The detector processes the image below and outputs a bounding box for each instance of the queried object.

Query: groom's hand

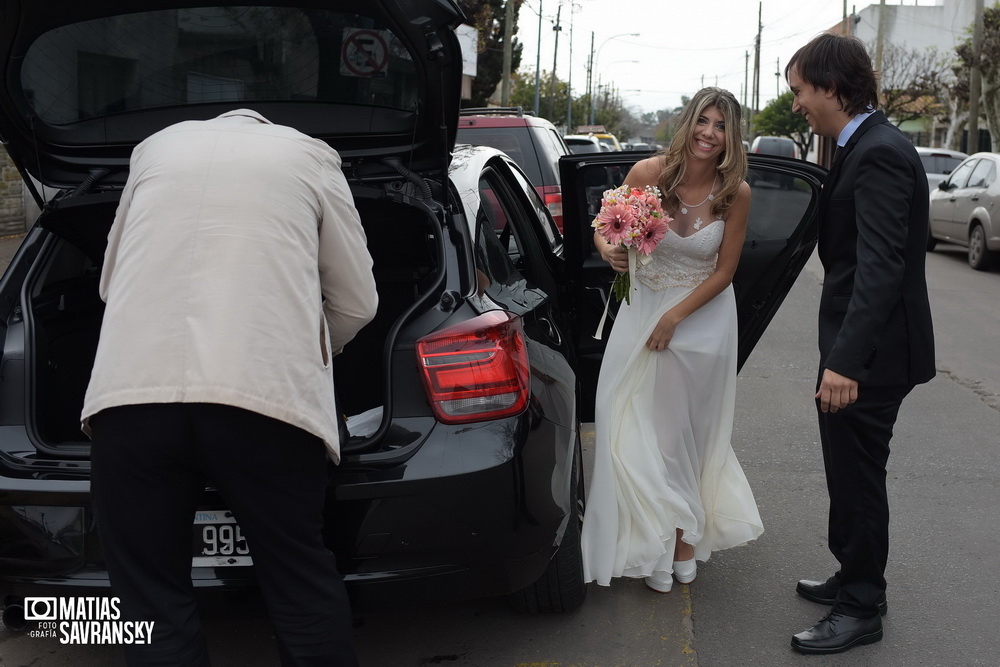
[816,369,859,413]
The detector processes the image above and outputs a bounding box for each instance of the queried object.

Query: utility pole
[566,4,575,131]
[586,31,594,126]
[874,0,886,96]
[775,57,780,99]
[744,51,749,109]
[749,2,761,133]
[548,4,562,119]
[968,0,984,152]
[501,0,515,106]
[533,1,543,114]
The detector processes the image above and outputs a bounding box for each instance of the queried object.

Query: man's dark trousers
[90,402,358,667]
[817,382,913,618]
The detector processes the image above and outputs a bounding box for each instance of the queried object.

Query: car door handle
[971,195,980,201]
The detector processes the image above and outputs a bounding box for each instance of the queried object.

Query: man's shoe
[791,610,883,654]
[796,577,888,616]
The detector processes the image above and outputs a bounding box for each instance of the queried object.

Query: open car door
[559,152,826,420]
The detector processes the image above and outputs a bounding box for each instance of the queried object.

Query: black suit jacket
[817,111,935,387]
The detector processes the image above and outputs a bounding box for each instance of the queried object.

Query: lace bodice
[636,199,724,290]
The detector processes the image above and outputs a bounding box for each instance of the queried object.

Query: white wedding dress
[581,198,764,586]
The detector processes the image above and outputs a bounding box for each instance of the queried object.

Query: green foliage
[752,91,813,158]
[458,0,524,107]
[956,4,1000,149]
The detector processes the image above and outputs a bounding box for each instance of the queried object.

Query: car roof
[914,146,968,159]
[458,107,556,129]
[0,0,466,188]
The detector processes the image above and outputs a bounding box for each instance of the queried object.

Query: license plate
[192,511,253,567]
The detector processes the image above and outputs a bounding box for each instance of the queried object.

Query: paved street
[1,233,997,666]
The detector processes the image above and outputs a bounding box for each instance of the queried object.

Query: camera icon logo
[23,597,58,621]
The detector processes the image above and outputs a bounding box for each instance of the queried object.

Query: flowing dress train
[581,212,764,586]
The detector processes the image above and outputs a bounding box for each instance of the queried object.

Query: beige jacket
[81,109,378,463]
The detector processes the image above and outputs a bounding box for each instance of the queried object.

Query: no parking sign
[341,28,389,78]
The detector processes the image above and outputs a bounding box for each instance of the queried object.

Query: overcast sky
[514,0,940,115]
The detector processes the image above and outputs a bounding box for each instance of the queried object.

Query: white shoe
[673,558,697,584]
[644,572,673,593]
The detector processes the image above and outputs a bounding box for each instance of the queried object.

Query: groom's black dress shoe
[791,610,883,654]
[796,577,888,616]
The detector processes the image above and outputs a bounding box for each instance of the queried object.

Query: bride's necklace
[678,176,718,229]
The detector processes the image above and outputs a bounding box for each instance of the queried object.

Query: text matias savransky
[27,597,155,645]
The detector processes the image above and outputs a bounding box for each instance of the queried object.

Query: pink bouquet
[592,184,670,306]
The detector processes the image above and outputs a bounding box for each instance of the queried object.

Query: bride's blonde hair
[656,87,747,219]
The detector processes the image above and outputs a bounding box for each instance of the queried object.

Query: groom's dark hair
[785,33,878,116]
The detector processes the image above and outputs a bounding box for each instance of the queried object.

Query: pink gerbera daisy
[594,203,636,246]
[635,216,669,255]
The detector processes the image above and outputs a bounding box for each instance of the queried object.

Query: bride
[582,87,763,592]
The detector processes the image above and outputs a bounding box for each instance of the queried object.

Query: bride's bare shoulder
[624,156,665,188]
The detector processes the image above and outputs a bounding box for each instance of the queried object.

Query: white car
[928,152,1000,270]
[562,134,603,155]
[915,146,968,192]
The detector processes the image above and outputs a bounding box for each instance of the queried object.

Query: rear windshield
[567,142,600,154]
[919,154,965,176]
[21,6,419,124]
[456,126,543,184]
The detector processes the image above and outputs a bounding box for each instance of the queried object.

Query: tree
[955,5,1000,150]
[876,42,949,128]
[941,46,971,151]
[457,0,523,107]
[751,91,813,158]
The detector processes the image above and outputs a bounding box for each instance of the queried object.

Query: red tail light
[537,185,564,233]
[416,311,530,424]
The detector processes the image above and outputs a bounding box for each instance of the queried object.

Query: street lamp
[589,32,640,125]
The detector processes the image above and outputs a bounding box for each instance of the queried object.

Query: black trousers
[90,403,358,667]
[816,382,912,618]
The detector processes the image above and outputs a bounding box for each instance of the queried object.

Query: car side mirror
[938,180,950,191]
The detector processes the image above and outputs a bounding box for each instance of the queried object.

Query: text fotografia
[23,597,155,645]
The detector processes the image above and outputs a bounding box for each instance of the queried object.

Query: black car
[0,0,824,629]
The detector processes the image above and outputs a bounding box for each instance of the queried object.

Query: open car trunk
[19,187,442,459]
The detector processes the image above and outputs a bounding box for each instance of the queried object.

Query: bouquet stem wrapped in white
[592,184,672,338]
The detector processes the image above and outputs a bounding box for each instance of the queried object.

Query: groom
[784,33,936,654]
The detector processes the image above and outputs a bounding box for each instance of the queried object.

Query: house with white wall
[851,0,980,148]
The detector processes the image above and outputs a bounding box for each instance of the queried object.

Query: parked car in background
[563,133,603,154]
[627,142,651,152]
[592,132,623,152]
[915,146,968,191]
[576,126,623,152]
[749,136,799,189]
[457,107,569,230]
[750,135,798,159]
[928,151,1000,270]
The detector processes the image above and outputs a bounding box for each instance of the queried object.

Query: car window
[476,172,530,308]
[457,127,542,184]
[919,154,965,175]
[746,175,813,240]
[530,126,566,183]
[967,159,996,189]
[20,7,420,124]
[506,164,561,252]
[947,159,977,188]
